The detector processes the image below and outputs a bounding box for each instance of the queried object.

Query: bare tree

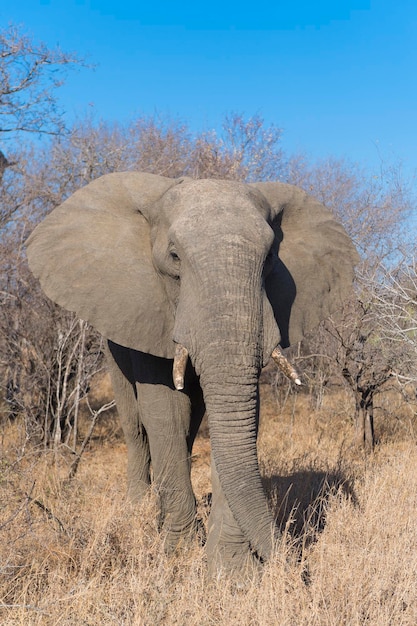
[189,113,286,182]
[325,303,392,452]
[0,25,85,233]
[0,24,84,140]
[372,251,417,383]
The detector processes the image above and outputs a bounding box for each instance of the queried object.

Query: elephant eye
[170,250,180,262]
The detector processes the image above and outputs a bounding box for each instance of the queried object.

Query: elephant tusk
[271,346,302,385]
[173,343,189,390]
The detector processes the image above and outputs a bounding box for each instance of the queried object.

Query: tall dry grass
[1,382,416,625]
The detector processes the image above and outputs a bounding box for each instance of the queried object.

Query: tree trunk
[355,395,375,452]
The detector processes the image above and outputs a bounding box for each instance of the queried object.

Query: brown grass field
[1,377,417,625]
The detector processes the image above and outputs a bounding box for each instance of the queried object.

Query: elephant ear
[26,171,180,358]
[251,182,359,348]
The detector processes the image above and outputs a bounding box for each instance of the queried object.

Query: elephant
[26,172,358,575]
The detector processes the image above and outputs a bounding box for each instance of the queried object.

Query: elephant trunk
[186,288,279,559]
[176,264,278,559]
[199,342,279,560]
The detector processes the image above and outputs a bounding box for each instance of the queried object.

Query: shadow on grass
[263,468,357,547]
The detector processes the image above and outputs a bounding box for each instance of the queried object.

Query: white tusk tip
[294,378,302,386]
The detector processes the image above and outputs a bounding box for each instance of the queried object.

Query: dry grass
[1,382,417,625]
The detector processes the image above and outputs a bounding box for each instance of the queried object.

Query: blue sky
[2,1,417,176]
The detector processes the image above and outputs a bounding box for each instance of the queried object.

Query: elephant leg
[206,458,261,577]
[138,385,198,550]
[133,353,200,551]
[105,342,151,503]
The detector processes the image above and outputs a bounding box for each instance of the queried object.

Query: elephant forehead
[165,180,273,246]
[162,179,272,220]
[171,210,274,256]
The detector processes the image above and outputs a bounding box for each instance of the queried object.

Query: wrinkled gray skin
[26,172,358,575]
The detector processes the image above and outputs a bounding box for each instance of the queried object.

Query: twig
[0,482,35,531]
[26,494,68,535]
[0,604,48,614]
[67,399,116,480]
[0,500,27,531]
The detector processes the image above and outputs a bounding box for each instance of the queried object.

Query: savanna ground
[1,375,416,625]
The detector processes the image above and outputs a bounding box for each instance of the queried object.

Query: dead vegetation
[1,382,416,625]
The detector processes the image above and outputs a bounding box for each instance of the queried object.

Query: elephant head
[26,172,358,561]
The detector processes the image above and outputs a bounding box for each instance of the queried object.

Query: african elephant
[26,172,358,574]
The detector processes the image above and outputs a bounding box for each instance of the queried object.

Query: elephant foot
[207,543,263,583]
[162,516,206,554]
[126,480,151,504]
[206,513,262,580]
